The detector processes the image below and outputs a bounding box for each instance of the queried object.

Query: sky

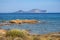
[0,0,60,13]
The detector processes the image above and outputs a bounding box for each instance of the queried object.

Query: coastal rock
[0,23,11,26]
[0,29,7,36]
[9,20,23,24]
[22,20,38,24]
[9,19,39,24]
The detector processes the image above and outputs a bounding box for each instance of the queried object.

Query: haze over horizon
[0,0,60,13]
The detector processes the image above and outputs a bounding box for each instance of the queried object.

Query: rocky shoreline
[0,19,40,26]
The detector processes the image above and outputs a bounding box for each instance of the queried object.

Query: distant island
[15,9,47,13]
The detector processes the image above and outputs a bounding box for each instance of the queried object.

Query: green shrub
[6,29,34,40]
[6,29,25,38]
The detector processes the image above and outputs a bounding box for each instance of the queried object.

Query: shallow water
[0,13,60,34]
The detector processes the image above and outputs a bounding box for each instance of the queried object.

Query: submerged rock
[0,23,11,26]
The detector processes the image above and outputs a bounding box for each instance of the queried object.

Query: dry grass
[0,29,60,40]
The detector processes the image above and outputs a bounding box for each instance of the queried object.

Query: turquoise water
[0,13,60,34]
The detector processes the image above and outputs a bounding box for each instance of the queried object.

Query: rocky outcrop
[9,19,39,24]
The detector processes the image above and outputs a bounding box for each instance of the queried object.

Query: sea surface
[0,13,60,34]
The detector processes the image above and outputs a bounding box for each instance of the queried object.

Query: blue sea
[0,13,60,34]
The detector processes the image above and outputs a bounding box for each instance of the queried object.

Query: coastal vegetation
[0,29,60,40]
